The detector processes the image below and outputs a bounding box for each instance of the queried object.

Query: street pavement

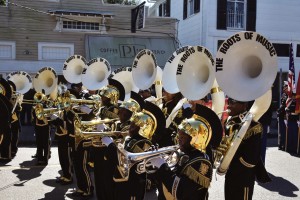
[0,125,299,200]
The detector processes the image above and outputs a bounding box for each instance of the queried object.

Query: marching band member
[67,83,95,199]
[8,80,21,158]
[32,101,50,166]
[157,89,193,147]
[92,78,125,200]
[218,98,271,200]
[0,93,12,162]
[101,101,165,200]
[0,78,13,162]
[51,85,73,185]
[148,104,223,200]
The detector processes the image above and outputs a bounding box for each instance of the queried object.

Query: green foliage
[0,0,6,6]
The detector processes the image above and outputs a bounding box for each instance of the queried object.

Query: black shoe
[60,177,73,185]
[80,192,94,200]
[71,189,84,197]
[0,158,11,163]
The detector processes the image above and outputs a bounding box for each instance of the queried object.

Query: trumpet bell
[63,55,87,84]
[162,46,190,94]
[82,57,111,90]
[7,71,32,94]
[215,31,277,101]
[33,67,58,95]
[176,46,215,100]
[109,66,139,101]
[132,49,157,90]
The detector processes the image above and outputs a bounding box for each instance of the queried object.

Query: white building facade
[149,0,300,100]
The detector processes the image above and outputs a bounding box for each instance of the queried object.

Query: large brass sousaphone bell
[81,57,111,90]
[33,67,58,95]
[7,71,32,95]
[176,46,215,100]
[132,49,157,90]
[109,66,139,101]
[215,31,277,101]
[63,55,87,84]
[162,46,190,94]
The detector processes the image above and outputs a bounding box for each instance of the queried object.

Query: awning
[48,10,114,18]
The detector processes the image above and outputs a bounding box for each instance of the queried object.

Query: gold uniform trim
[243,124,263,140]
[239,157,255,168]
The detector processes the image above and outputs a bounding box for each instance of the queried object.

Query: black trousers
[93,147,115,200]
[11,121,20,155]
[0,129,11,159]
[57,136,72,179]
[72,141,93,194]
[35,125,50,163]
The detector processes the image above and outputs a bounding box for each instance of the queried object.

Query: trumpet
[64,93,102,109]
[116,144,179,181]
[35,103,62,120]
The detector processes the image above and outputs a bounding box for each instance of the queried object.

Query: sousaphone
[33,67,58,95]
[214,31,277,175]
[63,55,87,84]
[81,57,111,90]
[109,66,139,101]
[176,46,215,100]
[7,71,32,94]
[132,49,157,90]
[162,46,190,94]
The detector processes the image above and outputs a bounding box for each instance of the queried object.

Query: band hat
[0,78,12,100]
[178,104,223,151]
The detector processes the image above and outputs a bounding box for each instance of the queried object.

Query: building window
[0,41,16,59]
[159,0,170,17]
[38,42,74,60]
[62,21,101,31]
[296,44,300,57]
[183,0,200,19]
[273,43,290,57]
[217,0,256,31]
[217,40,225,50]
[0,0,7,6]
[227,0,246,29]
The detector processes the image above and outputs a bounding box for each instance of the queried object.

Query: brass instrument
[64,91,101,109]
[116,144,179,181]
[214,31,277,175]
[74,115,120,149]
[35,103,62,120]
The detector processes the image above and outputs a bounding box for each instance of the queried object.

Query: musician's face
[118,108,132,123]
[178,131,192,153]
[227,99,247,116]
[129,122,140,137]
[162,90,176,102]
[101,95,110,106]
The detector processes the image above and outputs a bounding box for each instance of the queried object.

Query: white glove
[284,120,287,126]
[81,89,89,94]
[101,136,113,147]
[147,157,166,169]
[96,124,107,131]
[50,114,59,120]
[183,102,192,109]
[297,121,300,127]
[80,105,92,114]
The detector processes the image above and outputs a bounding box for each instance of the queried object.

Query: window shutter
[166,0,170,17]
[194,0,200,14]
[246,0,256,31]
[183,0,187,19]
[159,4,162,16]
[217,0,227,30]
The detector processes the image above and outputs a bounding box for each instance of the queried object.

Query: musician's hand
[147,157,165,169]
[50,114,59,120]
[284,120,287,126]
[297,120,300,127]
[101,136,113,146]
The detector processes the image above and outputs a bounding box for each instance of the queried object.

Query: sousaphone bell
[33,67,58,95]
[63,55,87,84]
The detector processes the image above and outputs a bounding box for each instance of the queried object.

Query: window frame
[38,42,74,61]
[0,41,16,60]
[226,0,247,30]
[183,0,200,20]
